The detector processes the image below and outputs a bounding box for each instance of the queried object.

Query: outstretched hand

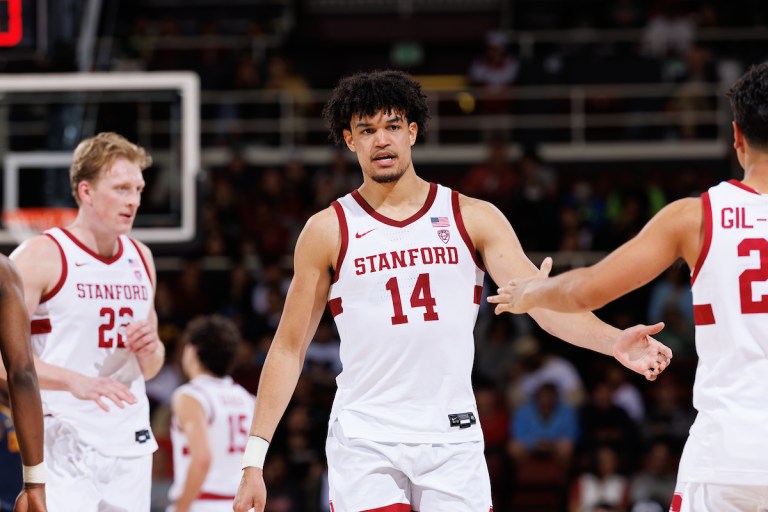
[613,322,672,381]
[487,257,553,314]
[233,467,267,512]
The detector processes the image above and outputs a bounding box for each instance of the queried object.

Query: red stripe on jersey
[128,238,154,287]
[352,183,437,228]
[328,297,343,317]
[474,285,483,305]
[727,179,761,195]
[30,318,52,335]
[362,504,411,512]
[61,227,124,264]
[690,192,712,286]
[331,201,349,284]
[451,190,485,271]
[693,304,715,325]
[40,233,67,304]
[670,492,683,512]
[197,492,236,500]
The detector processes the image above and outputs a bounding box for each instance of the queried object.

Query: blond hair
[70,132,152,205]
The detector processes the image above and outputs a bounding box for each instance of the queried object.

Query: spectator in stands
[641,0,695,60]
[578,380,642,472]
[569,445,631,512]
[629,439,677,509]
[508,335,586,408]
[604,365,645,423]
[508,381,579,470]
[668,43,719,140]
[474,315,520,390]
[468,30,520,119]
[461,137,519,212]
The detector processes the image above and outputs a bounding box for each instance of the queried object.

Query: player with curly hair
[234,69,672,512]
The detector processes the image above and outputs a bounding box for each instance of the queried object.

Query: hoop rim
[2,207,78,242]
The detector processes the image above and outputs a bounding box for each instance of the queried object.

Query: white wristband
[23,462,46,484]
[241,436,269,469]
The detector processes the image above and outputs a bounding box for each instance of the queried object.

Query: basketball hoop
[2,207,78,244]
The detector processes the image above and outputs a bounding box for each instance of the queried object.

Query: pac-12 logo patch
[438,229,450,244]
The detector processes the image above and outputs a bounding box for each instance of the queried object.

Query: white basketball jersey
[682,180,768,485]
[32,228,157,456]
[328,183,485,443]
[169,375,255,501]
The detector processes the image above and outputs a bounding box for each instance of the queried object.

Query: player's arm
[490,197,702,313]
[234,207,338,512]
[170,392,211,512]
[462,195,672,380]
[124,240,164,380]
[9,236,136,412]
[0,257,46,495]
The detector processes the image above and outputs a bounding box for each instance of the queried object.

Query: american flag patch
[431,216,450,227]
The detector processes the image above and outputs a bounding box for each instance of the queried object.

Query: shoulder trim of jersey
[727,179,760,195]
[187,381,215,425]
[127,237,154,288]
[40,233,68,304]
[60,228,124,264]
[331,201,348,284]
[451,190,485,271]
[690,191,712,286]
[351,182,437,228]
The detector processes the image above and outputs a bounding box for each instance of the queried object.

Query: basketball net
[2,207,78,244]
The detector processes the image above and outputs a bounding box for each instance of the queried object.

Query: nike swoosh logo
[355,229,376,238]
[75,262,88,267]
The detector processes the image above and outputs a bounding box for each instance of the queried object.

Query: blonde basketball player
[233,70,672,512]
[168,315,255,512]
[10,132,164,512]
[489,62,768,511]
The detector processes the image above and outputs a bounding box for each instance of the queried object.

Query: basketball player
[233,70,672,512]
[488,62,768,511]
[0,256,46,512]
[168,315,255,512]
[9,132,164,512]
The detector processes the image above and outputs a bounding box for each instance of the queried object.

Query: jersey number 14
[385,273,439,325]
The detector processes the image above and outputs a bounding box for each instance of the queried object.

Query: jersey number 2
[385,273,439,325]
[98,307,134,348]
[739,238,768,314]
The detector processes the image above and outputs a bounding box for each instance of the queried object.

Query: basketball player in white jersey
[9,132,164,512]
[233,70,672,512]
[0,255,47,511]
[168,315,255,512]
[489,62,768,511]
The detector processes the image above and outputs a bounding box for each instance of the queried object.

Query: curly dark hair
[185,315,241,377]
[322,69,430,146]
[727,62,768,150]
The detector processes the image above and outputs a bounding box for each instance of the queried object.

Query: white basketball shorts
[671,482,768,512]
[44,415,152,512]
[325,421,492,512]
